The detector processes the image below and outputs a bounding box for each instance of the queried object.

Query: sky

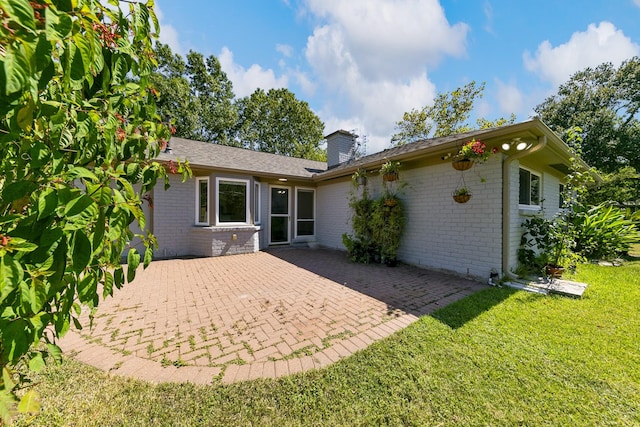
[154,0,640,155]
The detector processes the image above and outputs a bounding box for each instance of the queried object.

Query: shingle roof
[156,137,327,179]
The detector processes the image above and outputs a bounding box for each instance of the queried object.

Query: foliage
[12,261,640,426]
[150,43,238,145]
[518,212,582,275]
[457,138,498,162]
[390,81,516,146]
[343,170,405,265]
[235,88,326,160]
[534,57,640,173]
[350,169,367,187]
[569,204,640,260]
[0,0,189,419]
[453,187,471,196]
[379,160,400,175]
[583,166,640,206]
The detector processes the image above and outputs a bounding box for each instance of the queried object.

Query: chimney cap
[325,129,358,139]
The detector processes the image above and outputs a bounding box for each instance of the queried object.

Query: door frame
[269,185,290,245]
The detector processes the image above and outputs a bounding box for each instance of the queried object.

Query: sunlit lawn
[16,260,640,426]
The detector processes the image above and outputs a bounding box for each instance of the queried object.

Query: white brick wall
[316,180,352,249]
[152,174,195,258]
[399,158,503,279]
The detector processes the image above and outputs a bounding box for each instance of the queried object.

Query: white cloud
[154,3,184,55]
[523,21,640,86]
[218,48,289,98]
[276,44,294,58]
[494,80,524,115]
[302,0,468,152]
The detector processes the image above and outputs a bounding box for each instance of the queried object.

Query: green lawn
[16,262,640,426]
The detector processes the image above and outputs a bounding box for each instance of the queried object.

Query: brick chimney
[326,130,357,168]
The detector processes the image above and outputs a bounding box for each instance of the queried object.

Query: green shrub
[570,204,640,260]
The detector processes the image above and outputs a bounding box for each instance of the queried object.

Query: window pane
[219,181,247,223]
[271,188,288,214]
[297,220,314,236]
[297,189,314,219]
[198,180,208,223]
[271,216,288,242]
[530,173,540,205]
[519,169,530,204]
[559,184,565,208]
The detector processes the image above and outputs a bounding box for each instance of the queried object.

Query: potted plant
[453,139,498,170]
[380,160,400,182]
[452,186,472,203]
[351,169,368,187]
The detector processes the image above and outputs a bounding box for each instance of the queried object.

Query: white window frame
[294,186,316,239]
[215,177,251,226]
[195,177,210,226]
[518,167,542,209]
[254,181,261,225]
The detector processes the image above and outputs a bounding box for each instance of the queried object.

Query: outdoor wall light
[278,178,287,182]
[501,142,511,151]
[516,141,528,151]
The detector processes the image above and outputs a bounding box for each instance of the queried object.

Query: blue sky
[154,0,640,154]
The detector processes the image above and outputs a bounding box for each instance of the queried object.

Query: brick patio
[59,248,486,385]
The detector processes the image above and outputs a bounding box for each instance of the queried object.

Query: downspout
[502,135,547,278]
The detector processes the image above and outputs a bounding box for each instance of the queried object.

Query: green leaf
[127,248,140,282]
[2,180,37,203]
[2,42,30,95]
[45,5,72,41]
[67,166,98,183]
[6,237,37,253]
[27,352,45,372]
[143,246,153,268]
[71,230,92,273]
[17,389,41,415]
[64,194,96,217]
[37,187,58,220]
[103,270,114,298]
[73,32,92,75]
[0,254,23,305]
[17,103,34,131]
[3,319,30,363]
[2,0,35,31]
[0,388,17,426]
[77,272,97,304]
[46,343,63,363]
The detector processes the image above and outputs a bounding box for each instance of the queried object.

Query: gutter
[502,135,547,278]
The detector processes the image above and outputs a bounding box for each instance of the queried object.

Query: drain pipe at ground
[502,135,547,280]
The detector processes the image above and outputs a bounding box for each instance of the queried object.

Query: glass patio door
[270,186,290,244]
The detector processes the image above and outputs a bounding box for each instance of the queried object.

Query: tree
[390,81,516,146]
[0,0,188,418]
[151,44,238,145]
[236,88,326,160]
[534,57,640,173]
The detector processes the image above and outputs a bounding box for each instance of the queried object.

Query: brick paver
[60,248,485,385]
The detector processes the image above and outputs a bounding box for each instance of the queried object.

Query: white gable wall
[399,158,503,279]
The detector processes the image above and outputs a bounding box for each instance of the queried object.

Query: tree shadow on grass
[430,286,519,329]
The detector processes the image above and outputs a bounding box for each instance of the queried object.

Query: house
[142,118,580,280]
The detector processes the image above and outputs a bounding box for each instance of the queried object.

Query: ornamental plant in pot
[453,139,498,170]
[380,160,400,182]
[452,186,472,203]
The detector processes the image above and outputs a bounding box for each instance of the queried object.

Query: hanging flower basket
[452,187,472,204]
[382,172,398,182]
[452,158,474,171]
[453,194,472,203]
[384,197,398,207]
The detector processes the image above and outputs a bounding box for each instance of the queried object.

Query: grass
[14,261,640,426]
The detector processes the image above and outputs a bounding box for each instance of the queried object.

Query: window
[295,188,315,237]
[254,182,261,224]
[216,178,250,225]
[195,177,209,225]
[559,184,565,208]
[519,168,541,206]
